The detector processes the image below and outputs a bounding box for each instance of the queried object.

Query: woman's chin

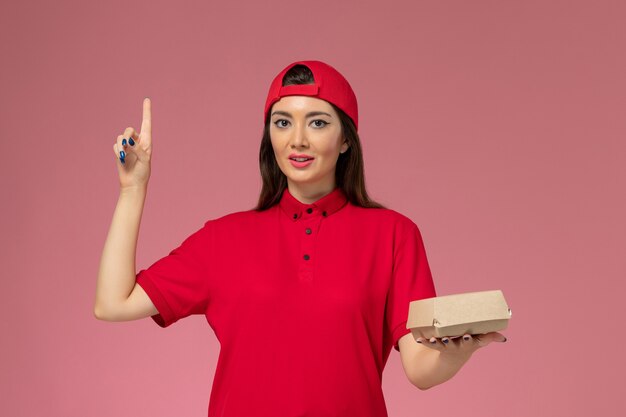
[286,174,320,185]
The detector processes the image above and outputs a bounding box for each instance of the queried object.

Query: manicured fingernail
[442,338,449,344]
[129,138,135,146]
[120,151,125,159]
[122,138,127,146]
[120,157,125,164]
[463,335,470,341]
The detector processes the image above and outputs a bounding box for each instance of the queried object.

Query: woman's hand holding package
[415,331,507,360]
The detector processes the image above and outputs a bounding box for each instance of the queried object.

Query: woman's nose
[290,123,308,146]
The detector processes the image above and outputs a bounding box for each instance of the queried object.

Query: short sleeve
[135,221,213,328]
[386,220,437,352]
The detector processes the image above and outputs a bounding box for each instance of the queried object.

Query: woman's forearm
[412,347,473,390]
[94,186,147,318]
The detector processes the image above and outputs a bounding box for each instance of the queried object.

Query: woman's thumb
[125,139,150,162]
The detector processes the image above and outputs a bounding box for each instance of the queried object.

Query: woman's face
[269,95,348,194]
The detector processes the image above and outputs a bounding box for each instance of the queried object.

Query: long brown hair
[253,64,386,211]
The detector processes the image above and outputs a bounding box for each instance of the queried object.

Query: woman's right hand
[113,98,153,190]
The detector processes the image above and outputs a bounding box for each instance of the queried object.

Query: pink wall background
[1,0,624,416]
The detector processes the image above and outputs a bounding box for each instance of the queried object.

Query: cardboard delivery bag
[407,289,512,339]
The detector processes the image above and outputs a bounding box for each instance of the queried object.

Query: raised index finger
[141,97,151,137]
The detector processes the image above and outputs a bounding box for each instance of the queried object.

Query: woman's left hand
[415,332,507,360]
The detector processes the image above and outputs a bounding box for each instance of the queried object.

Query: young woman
[95,60,506,417]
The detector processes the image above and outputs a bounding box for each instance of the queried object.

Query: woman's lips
[289,158,314,168]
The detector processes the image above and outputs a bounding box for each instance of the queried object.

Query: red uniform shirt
[136,186,437,417]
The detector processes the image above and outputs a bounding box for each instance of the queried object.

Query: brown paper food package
[407,290,512,340]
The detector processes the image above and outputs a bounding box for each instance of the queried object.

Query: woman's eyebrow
[271,110,333,118]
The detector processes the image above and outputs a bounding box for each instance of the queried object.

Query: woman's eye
[273,119,328,128]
